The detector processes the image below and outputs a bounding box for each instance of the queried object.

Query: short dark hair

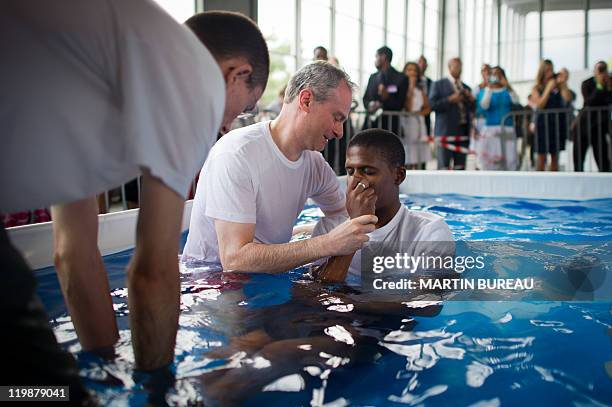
[313,46,328,54]
[377,46,393,63]
[185,11,270,90]
[348,129,405,168]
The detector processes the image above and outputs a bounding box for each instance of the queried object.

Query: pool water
[36,194,612,406]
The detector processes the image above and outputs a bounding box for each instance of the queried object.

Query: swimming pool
[35,193,612,406]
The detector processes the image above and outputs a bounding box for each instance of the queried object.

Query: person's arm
[559,82,573,104]
[363,75,376,110]
[429,80,457,112]
[406,77,416,112]
[479,87,493,110]
[533,80,555,109]
[128,170,185,370]
[52,197,118,357]
[216,214,377,273]
[316,176,377,283]
[420,88,432,116]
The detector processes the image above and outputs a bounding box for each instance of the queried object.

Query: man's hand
[346,176,376,219]
[378,83,389,100]
[367,100,382,113]
[323,214,377,256]
[447,92,463,104]
[595,70,610,88]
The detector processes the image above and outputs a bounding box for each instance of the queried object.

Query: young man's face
[345,145,404,211]
[301,82,352,152]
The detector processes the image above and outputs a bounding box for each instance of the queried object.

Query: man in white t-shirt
[312,128,454,285]
[0,3,269,386]
[183,61,378,272]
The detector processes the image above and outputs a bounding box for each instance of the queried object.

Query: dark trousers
[573,130,611,172]
[436,124,470,170]
[0,225,89,403]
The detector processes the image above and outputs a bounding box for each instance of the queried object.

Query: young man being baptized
[312,128,453,286]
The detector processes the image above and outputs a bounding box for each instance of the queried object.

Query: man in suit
[418,55,433,135]
[429,57,475,170]
[362,46,408,137]
[574,60,611,172]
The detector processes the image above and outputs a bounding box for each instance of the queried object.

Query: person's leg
[573,132,586,172]
[592,130,611,172]
[549,153,559,171]
[437,145,452,170]
[51,198,118,354]
[0,225,90,402]
[452,137,469,170]
[536,153,547,171]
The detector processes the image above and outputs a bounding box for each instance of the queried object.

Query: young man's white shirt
[0,0,224,213]
[312,206,454,285]
[182,120,345,265]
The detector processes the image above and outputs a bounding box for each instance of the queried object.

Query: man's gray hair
[284,61,355,103]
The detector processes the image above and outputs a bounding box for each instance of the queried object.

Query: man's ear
[219,58,253,86]
[297,88,314,113]
[395,165,406,185]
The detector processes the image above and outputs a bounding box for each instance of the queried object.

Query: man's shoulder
[211,121,270,156]
[581,77,595,87]
[402,209,450,235]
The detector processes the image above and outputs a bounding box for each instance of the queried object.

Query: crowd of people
[314,45,611,173]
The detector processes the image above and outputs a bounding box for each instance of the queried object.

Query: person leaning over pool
[311,129,454,285]
[0,3,269,390]
[183,61,378,272]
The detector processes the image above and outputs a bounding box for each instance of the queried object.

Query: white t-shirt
[182,120,346,264]
[0,0,225,213]
[312,206,454,284]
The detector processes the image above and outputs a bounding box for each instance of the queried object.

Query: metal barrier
[500,105,611,172]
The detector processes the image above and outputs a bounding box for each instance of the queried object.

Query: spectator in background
[574,61,612,172]
[362,46,408,137]
[313,45,328,61]
[429,57,475,170]
[417,55,433,135]
[265,84,286,117]
[472,64,492,163]
[558,68,577,108]
[401,62,431,169]
[530,59,573,171]
[475,66,519,170]
[474,64,492,98]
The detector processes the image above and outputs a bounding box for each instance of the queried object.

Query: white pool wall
[8,171,612,270]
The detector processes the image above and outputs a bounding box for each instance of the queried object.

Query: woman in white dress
[401,62,432,169]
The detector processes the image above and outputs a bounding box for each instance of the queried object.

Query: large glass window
[387,0,406,69]
[588,8,612,67]
[407,0,423,60]
[542,1,585,72]
[334,12,360,75]
[522,11,540,81]
[258,0,297,106]
[300,0,331,63]
[152,0,194,22]
[424,0,439,77]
